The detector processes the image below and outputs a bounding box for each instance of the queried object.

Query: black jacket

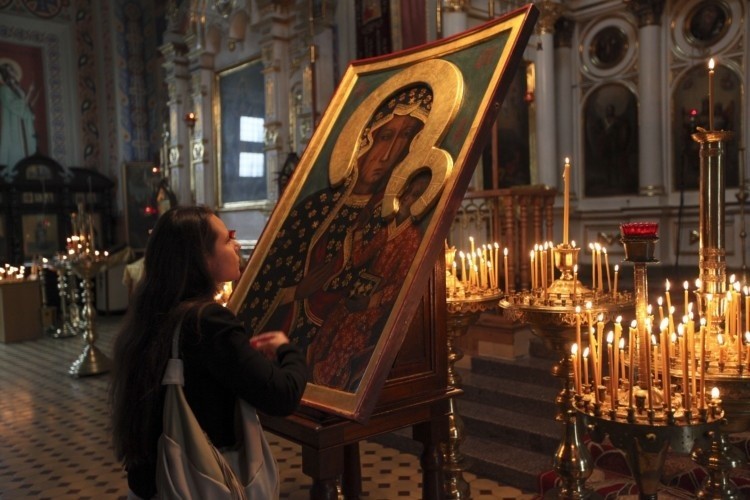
[127,302,307,498]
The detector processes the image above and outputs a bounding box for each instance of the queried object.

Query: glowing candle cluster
[445,237,505,299]
[570,277,732,424]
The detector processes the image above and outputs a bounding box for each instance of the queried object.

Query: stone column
[258,9,292,205]
[160,40,192,205]
[441,0,468,38]
[626,0,666,196]
[186,36,215,206]
[534,1,563,189]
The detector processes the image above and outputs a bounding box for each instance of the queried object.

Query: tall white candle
[708,58,715,131]
[563,158,570,245]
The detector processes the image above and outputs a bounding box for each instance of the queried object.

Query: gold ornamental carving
[624,0,665,28]
[534,1,564,35]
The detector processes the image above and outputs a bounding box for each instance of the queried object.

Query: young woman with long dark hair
[109,205,307,498]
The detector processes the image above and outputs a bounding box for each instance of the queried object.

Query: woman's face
[356,114,424,192]
[205,215,241,285]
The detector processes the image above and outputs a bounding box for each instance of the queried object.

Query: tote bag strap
[162,323,184,386]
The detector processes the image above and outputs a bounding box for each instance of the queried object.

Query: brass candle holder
[444,265,503,499]
[49,255,79,339]
[575,229,723,500]
[500,241,633,500]
[68,252,111,377]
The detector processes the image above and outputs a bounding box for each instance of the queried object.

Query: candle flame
[504,247,508,256]
[619,338,625,349]
[652,334,658,345]
[683,280,689,290]
[614,264,619,272]
[678,323,685,336]
[708,58,715,70]
[607,331,614,343]
[615,315,622,324]
[630,319,637,328]
[575,305,581,313]
[711,386,720,399]
[660,318,669,331]
[745,331,750,343]
[583,347,590,358]
[565,157,570,164]
[657,296,663,306]
[571,343,578,354]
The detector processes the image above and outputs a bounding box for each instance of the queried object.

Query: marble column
[441,0,468,38]
[534,1,564,189]
[258,10,292,205]
[186,37,214,206]
[160,40,192,205]
[626,0,666,196]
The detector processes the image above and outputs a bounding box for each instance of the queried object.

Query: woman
[109,206,307,499]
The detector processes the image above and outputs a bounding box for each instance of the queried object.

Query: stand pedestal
[260,390,455,499]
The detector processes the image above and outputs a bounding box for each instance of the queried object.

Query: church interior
[2,0,750,498]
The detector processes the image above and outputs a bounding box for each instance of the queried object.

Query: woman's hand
[250,331,290,360]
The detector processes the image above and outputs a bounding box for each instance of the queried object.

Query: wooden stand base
[261,389,458,500]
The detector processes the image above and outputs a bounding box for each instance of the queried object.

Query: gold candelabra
[500,239,633,500]
[64,206,111,377]
[444,240,503,499]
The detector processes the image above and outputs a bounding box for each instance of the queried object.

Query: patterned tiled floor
[0,314,534,499]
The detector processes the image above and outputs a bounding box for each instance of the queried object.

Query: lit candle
[710,387,721,418]
[657,296,665,325]
[575,306,582,374]
[607,331,616,411]
[679,323,689,411]
[745,287,750,334]
[603,247,611,292]
[619,337,626,382]
[589,243,596,290]
[530,250,536,289]
[629,320,636,409]
[652,333,660,382]
[494,242,500,290]
[588,321,597,399]
[583,347,590,391]
[684,281,690,319]
[613,315,622,377]
[700,319,706,409]
[572,343,581,394]
[745,332,750,372]
[504,247,509,293]
[451,262,457,296]
[708,58,715,131]
[549,241,555,283]
[459,251,466,287]
[470,236,475,256]
[596,314,605,389]
[613,265,619,299]
[595,243,603,292]
[661,318,671,412]
[563,158,571,245]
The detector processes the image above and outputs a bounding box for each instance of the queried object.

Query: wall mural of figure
[0,59,38,171]
[584,83,638,196]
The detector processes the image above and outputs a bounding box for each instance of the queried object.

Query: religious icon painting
[229,5,538,422]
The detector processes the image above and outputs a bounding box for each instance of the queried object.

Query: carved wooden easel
[261,264,452,499]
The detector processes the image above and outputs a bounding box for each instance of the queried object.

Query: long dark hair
[109,205,220,466]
